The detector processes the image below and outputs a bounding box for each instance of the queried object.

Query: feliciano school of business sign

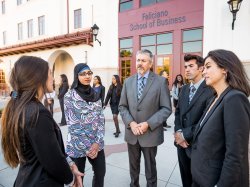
[130,10,186,31]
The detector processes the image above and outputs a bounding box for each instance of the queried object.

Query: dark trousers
[127,142,157,187]
[71,149,106,187]
[59,98,66,125]
[177,148,192,187]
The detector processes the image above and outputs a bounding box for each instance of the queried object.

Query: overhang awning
[0,29,93,57]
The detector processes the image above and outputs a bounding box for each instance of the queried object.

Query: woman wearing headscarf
[104,75,122,137]
[64,63,106,187]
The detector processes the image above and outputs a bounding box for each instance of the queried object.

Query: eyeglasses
[78,71,93,76]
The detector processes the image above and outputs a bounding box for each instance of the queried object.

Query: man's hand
[130,121,141,135]
[178,141,189,148]
[137,122,149,134]
[174,132,185,145]
[174,132,190,148]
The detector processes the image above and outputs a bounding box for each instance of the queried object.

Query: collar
[190,78,204,90]
[137,71,150,80]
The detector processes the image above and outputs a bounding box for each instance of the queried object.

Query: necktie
[138,77,145,100]
[189,85,196,103]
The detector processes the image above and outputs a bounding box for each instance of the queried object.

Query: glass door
[120,57,131,84]
[155,55,172,84]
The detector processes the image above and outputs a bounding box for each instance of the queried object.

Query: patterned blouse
[64,89,105,158]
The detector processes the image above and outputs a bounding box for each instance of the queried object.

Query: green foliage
[120,50,132,57]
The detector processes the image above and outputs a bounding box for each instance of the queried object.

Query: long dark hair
[204,49,250,96]
[109,75,122,96]
[93,75,103,86]
[60,74,69,86]
[172,74,184,86]
[1,56,49,168]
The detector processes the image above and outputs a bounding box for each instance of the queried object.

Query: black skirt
[110,105,119,114]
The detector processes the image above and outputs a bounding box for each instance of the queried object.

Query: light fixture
[91,24,101,46]
[227,0,243,30]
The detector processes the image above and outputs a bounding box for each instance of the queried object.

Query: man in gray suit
[119,49,172,187]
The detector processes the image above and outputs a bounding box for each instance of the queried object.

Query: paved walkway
[0,97,181,187]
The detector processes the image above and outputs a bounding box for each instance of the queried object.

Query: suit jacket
[119,71,172,147]
[15,103,73,187]
[174,80,214,156]
[191,87,250,187]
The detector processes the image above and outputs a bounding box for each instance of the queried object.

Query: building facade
[118,0,204,84]
[118,0,250,86]
[1,0,249,96]
[0,0,118,95]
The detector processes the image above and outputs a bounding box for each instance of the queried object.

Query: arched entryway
[48,50,74,92]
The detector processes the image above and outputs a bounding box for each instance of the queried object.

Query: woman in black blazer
[104,75,122,137]
[1,56,83,187]
[191,49,250,187]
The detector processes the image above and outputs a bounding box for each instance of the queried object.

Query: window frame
[2,31,6,45]
[140,32,173,55]
[74,9,82,29]
[38,16,45,35]
[17,0,22,6]
[1,0,5,14]
[119,37,133,57]
[140,0,167,7]
[17,22,23,40]
[119,0,133,12]
[182,28,203,53]
[27,19,33,38]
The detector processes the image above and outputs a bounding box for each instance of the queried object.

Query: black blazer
[104,85,122,107]
[191,87,250,187]
[174,81,214,155]
[58,83,69,100]
[93,85,105,106]
[14,103,73,187]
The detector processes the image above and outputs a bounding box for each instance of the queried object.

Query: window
[27,19,33,38]
[17,0,22,5]
[38,16,45,35]
[120,38,133,83]
[140,32,173,55]
[120,38,133,57]
[74,9,82,29]
[18,23,23,40]
[0,69,6,92]
[182,28,203,53]
[2,0,5,14]
[119,0,133,12]
[141,0,167,7]
[2,31,6,45]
